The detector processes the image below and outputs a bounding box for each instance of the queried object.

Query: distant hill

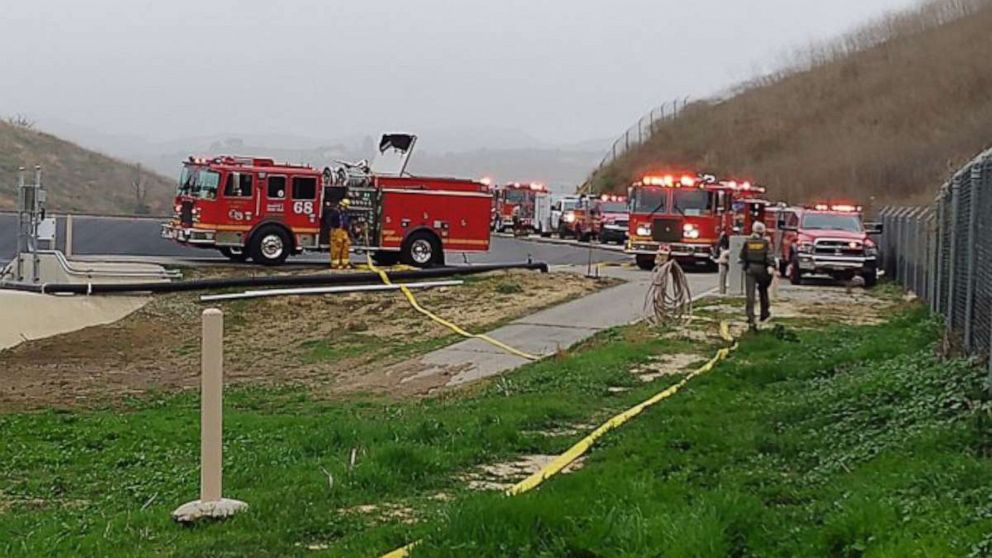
[590,0,992,207]
[39,123,605,195]
[0,119,174,215]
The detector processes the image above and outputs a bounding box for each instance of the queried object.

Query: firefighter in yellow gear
[329,199,352,269]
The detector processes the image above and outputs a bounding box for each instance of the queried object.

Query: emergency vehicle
[161,134,492,267]
[492,182,551,235]
[776,204,882,286]
[625,174,768,270]
[596,195,629,244]
[556,195,601,241]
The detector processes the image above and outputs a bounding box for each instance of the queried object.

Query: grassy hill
[591,0,992,206]
[0,119,174,215]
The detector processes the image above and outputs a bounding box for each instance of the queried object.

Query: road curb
[493,232,626,253]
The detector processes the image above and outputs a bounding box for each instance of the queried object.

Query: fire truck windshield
[631,189,666,214]
[672,189,714,216]
[802,213,863,232]
[177,165,220,199]
[505,189,531,203]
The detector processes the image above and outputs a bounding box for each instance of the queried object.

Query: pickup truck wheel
[401,231,443,268]
[788,255,803,285]
[219,247,248,263]
[862,270,878,288]
[636,255,656,271]
[249,225,291,266]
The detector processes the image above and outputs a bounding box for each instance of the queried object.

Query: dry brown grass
[593,0,992,208]
[0,120,174,214]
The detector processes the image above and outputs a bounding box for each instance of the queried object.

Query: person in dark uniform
[739,221,775,329]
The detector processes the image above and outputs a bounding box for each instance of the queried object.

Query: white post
[172,309,247,523]
[64,214,74,259]
[728,236,747,296]
[200,308,223,503]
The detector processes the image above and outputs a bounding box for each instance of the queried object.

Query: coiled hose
[644,257,693,325]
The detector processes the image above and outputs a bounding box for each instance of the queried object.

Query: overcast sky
[1,0,923,146]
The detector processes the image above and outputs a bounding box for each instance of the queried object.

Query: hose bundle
[644,257,693,326]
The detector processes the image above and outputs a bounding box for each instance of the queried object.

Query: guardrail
[880,146,992,374]
[0,209,170,220]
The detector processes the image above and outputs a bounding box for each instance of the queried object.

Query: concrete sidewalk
[390,267,719,389]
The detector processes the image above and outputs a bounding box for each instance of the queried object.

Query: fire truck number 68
[293,201,314,215]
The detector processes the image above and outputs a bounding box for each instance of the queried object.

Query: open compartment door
[370,134,417,176]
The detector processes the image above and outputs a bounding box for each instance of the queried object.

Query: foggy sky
[1,0,923,146]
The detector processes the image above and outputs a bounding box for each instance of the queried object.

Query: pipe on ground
[0,262,549,296]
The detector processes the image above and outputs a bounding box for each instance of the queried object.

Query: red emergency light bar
[599,194,627,202]
[505,182,546,191]
[811,203,863,212]
[640,174,700,188]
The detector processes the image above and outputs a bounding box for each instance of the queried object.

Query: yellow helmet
[341,198,351,207]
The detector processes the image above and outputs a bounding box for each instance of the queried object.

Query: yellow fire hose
[364,253,540,361]
[378,321,737,558]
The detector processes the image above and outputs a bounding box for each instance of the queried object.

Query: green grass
[1,306,990,557]
[0,325,698,557]
[410,307,992,557]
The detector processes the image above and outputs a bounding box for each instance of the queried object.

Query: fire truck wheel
[219,247,248,263]
[636,255,656,271]
[372,251,400,267]
[401,231,443,268]
[863,270,878,288]
[249,225,291,266]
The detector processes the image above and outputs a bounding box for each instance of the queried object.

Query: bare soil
[0,269,614,411]
[696,283,900,328]
[460,455,586,492]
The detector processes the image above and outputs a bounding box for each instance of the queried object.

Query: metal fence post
[935,192,946,314]
[947,178,961,335]
[964,168,980,351]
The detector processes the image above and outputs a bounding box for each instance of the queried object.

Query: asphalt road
[0,213,628,267]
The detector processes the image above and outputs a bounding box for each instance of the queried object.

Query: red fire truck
[776,204,881,286]
[557,195,602,241]
[492,182,550,234]
[161,134,492,267]
[625,174,768,270]
[596,195,629,244]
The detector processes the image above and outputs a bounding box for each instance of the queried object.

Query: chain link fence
[880,147,992,372]
[579,98,691,193]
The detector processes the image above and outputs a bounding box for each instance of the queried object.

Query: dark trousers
[745,264,771,325]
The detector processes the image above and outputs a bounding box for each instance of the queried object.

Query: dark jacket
[739,234,774,270]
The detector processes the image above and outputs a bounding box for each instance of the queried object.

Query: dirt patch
[0,270,615,410]
[341,503,417,525]
[632,353,705,383]
[696,284,898,330]
[460,454,586,491]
